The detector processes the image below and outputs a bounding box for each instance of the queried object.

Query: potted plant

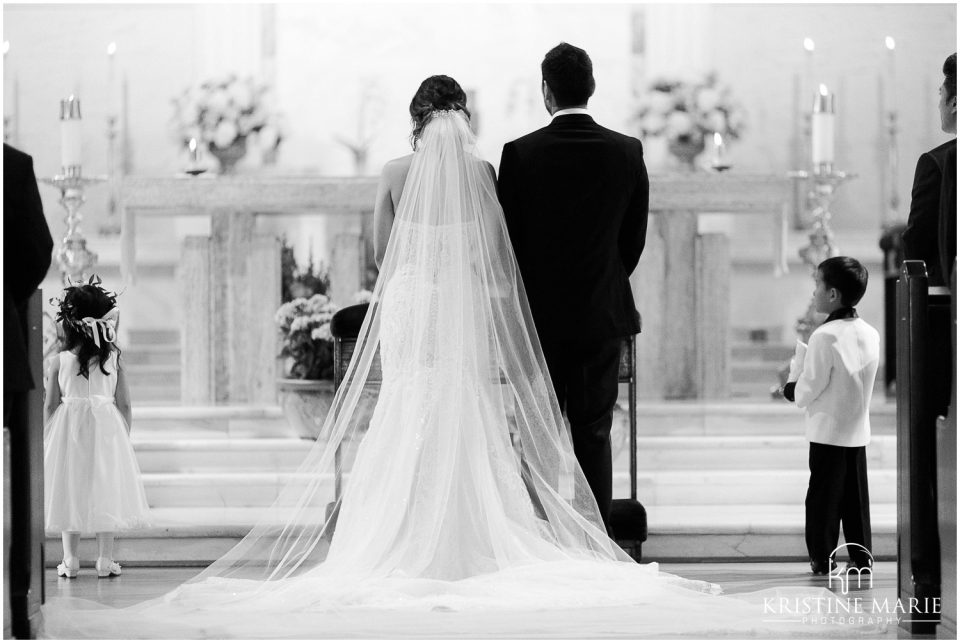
[635,73,746,170]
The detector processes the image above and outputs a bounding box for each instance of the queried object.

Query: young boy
[782,256,880,575]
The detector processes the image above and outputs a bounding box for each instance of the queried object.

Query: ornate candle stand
[41,171,107,284]
[791,164,857,342]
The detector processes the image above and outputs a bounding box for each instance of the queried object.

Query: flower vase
[210,136,247,175]
[667,136,706,172]
[276,378,336,440]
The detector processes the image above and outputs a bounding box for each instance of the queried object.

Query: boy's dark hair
[818,256,869,307]
[541,42,595,108]
[53,275,121,379]
[944,52,957,101]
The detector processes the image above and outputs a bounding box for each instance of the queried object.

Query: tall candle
[803,37,815,107]
[60,96,82,171]
[885,36,896,113]
[811,84,835,166]
[106,42,118,116]
[3,41,10,134]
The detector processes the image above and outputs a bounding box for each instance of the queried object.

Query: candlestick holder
[791,165,857,342]
[41,173,107,284]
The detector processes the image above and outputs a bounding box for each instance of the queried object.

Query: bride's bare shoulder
[381,154,414,183]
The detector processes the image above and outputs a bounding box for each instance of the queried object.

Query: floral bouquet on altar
[635,73,746,166]
[171,74,283,168]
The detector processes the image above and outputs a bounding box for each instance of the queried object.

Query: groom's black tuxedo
[498,113,648,532]
[497,114,648,340]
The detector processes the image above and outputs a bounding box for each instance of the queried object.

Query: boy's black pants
[805,442,872,564]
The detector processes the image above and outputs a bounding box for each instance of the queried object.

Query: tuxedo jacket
[903,138,957,286]
[794,314,880,448]
[4,144,54,394]
[497,114,648,341]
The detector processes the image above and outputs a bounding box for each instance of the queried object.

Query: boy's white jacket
[794,317,880,447]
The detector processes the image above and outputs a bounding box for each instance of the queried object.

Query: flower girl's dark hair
[409,75,471,150]
[52,275,121,379]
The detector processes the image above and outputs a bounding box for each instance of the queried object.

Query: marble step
[129,385,181,404]
[123,344,180,366]
[43,503,897,565]
[131,406,291,438]
[138,468,897,509]
[125,364,181,387]
[134,438,314,473]
[731,343,795,362]
[130,435,896,474]
[128,401,896,438]
[127,328,180,345]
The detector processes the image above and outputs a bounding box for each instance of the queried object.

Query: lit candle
[106,42,118,116]
[60,95,82,172]
[811,84,835,167]
[712,132,725,165]
[188,137,199,163]
[885,36,896,114]
[803,37,815,107]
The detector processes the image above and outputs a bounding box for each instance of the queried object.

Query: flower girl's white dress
[44,351,149,533]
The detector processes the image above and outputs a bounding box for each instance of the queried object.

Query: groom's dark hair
[943,53,956,100]
[541,43,595,108]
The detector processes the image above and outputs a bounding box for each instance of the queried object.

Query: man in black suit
[3,143,53,639]
[497,43,648,532]
[903,52,956,287]
[4,144,53,422]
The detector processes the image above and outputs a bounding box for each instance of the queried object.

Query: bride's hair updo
[409,75,471,149]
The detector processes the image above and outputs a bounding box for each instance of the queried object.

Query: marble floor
[43,561,934,639]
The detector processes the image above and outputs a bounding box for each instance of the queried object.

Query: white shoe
[95,558,121,578]
[57,558,79,578]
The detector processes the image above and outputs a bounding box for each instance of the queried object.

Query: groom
[498,42,649,532]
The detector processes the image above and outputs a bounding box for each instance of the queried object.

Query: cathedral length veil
[42,111,883,639]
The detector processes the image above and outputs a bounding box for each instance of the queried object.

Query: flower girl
[43,277,149,578]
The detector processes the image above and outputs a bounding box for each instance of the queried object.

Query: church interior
[2,2,956,638]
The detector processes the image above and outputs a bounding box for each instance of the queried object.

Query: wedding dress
[41,111,884,639]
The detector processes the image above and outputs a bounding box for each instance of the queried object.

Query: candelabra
[790,164,857,342]
[41,172,107,284]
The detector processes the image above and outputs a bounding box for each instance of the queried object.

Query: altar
[120,173,790,403]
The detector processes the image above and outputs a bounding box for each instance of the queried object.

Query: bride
[42,77,881,639]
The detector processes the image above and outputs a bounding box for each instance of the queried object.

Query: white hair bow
[80,307,119,348]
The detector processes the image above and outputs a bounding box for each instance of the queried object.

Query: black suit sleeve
[618,142,649,275]
[903,152,943,282]
[939,145,957,284]
[497,142,522,256]
[4,150,53,304]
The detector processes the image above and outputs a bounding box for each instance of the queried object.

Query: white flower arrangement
[171,74,284,152]
[275,291,372,380]
[635,73,746,147]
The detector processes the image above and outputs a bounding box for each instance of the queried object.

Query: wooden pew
[936,261,957,639]
[896,260,950,634]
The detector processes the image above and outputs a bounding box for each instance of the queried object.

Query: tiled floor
[43,561,937,639]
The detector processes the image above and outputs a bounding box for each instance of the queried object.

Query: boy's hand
[788,340,808,382]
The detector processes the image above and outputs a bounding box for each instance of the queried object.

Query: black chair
[330,304,646,559]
